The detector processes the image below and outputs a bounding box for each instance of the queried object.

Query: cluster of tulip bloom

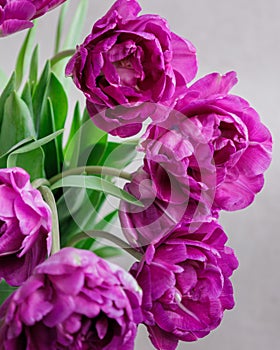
[0,0,272,349]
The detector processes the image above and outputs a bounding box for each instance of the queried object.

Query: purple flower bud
[0,247,143,349]
[130,221,238,350]
[0,167,51,286]
[175,71,272,211]
[0,0,66,36]
[65,0,197,137]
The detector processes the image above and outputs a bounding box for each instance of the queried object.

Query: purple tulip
[0,167,51,286]
[119,167,216,250]
[130,221,238,350]
[0,0,66,36]
[174,71,272,211]
[65,0,197,137]
[0,247,143,349]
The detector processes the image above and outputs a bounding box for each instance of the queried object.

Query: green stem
[39,186,60,255]
[50,49,75,67]
[49,166,132,185]
[69,230,143,261]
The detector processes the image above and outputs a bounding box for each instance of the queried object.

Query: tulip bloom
[66,0,197,137]
[174,72,272,211]
[0,167,51,286]
[0,247,143,349]
[131,221,238,350]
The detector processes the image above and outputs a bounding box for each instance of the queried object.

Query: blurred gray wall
[0,1,279,349]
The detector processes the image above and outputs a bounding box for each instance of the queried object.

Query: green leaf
[94,210,118,231]
[34,71,67,176]
[0,91,36,155]
[29,44,39,92]
[0,73,16,129]
[15,24,37,89]
[82,135,108,167]
[42,99,61,177]
[80,109,107,152]
[64,110,107,169]
[51,175,143,206]
[48,73,68,131]
[43,73,68,152]
[54,2,67,54]
[57,186,87,222]
[74,237,96,250]
[7,129,63,156]
[32,61,51,131]
[36,72,67,168]
[0,157,6,168]
[0,281,16,306]
[0,136,33,158]
[7,147,45,181]
[21,81,34,121]
[64,101,81,167]
[63,0,89,50]
[93,246,122,259]
[99,140,138,168]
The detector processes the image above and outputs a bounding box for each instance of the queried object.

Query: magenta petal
[0,185,16,217]
[4,1,36,20]
[14,197,41,236]
[20,289,53,325]
[170,33,197,85]
[0,220,23,255]
[148,325,178,350]
[0,18,33,36]
[107,0,141,21]
[150,263,176,300]
[96,316,108,340]
[176,265,198,294]
[215,174,264,211]
[75,295,100,318]
[237,144,272,177]
[188,71,238,99]
[49,271,85,295]
[43,294,75,327]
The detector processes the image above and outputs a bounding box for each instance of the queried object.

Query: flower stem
[48,166,132,185]
[39,186,61,255]
[69,230,143,261]
[50,49,75,67]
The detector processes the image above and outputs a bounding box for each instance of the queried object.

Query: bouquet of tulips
[0,1,272,349]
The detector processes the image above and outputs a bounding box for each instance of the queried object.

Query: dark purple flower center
[214,121,246,165]
[0,219,6,237]
[79,313,122,348]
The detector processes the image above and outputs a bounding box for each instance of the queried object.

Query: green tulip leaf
[0,281,16,306]
[7,147,45,181]
[6,129,63,157]
[93,246,122,259]
[51,175,143,207]
[15,24,37,89]
[32,60,51,131]
[0,91,36,155]
[0,72,16,129]
[29,44,39,92]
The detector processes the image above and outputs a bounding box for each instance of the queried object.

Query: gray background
[0,1,279,349]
